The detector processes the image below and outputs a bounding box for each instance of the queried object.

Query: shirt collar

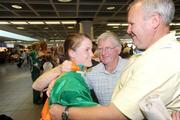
[142,32,176,55]
[100,56,121,74]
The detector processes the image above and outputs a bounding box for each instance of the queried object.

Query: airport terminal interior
[0,0,180,120]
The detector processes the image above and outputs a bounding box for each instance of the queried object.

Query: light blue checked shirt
[84,56,128,105]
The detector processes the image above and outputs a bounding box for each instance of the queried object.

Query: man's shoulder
[86,63,103,75]
[120,58,129,63]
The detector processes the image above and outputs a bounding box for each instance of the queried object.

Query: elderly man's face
[98,38,120,65]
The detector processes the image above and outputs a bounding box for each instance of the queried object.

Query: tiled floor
[0,62,42,120]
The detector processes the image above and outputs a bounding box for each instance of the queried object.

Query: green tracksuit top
[49,65,97,107]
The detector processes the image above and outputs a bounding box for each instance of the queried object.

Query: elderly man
[49,0,180,120]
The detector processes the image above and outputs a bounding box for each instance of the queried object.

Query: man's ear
[151,13,160,29]
[68,49,76,58]
[117,46,122,54]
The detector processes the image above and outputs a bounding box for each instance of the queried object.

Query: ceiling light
[45,21,60,24]
[107,23,120,26]
[106,6,115,10]
[67,26,74,29]
[61,21,76,24]
[112,26,119,29]
[176,23,180,25]
[57,0,72,2]
[10,21,28,24]
[17,41,22,42]
[170,23,176,26]
[44,27,49,29]
[170,23,180,26]
[16,27,24,30]
[0,21,10,24]
[55,40,62,42]
[48,43,54,46]
[120,23,128,26]
[0,30,38,41]
[28,21,44,24]
[11,4,22,9]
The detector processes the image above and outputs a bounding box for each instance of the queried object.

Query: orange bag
[41,99,51,120]
[40,63,80,120]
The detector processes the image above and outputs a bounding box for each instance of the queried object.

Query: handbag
[40,63,80,120]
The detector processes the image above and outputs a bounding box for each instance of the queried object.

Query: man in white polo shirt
[49,0,180,120]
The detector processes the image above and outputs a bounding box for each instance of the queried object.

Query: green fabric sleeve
[49,71,97,107]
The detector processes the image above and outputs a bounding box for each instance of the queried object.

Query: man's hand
[61,60,72,72]
[49,104,64,120]
[172,111,180,120]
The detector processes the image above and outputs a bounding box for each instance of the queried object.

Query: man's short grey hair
[128,0,175,25]
[97,31,122,47]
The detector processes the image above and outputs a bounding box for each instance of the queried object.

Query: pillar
[79,20,94,40]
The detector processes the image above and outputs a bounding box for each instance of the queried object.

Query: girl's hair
[64,33,91,60]
[39,40,47,51]
[31,42,39,50]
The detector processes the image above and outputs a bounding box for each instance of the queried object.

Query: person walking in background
[29,42,42,104]
[49,0,180,119]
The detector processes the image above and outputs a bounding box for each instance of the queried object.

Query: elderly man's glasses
[97,46,117,53]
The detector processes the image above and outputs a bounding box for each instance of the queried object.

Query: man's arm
[49,103,128,120]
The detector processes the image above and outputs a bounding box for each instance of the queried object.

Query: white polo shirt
[111,32,180,120]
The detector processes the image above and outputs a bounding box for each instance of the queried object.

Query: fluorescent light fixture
[16,27,24,30]
[67,26,74,29]
[57,0,72,2]
[107,23,120,26]
[50,40,55,42]
[47,43,54,46]
[112,26,119,29]
[17,41,22,42]
[4,41,16,43]
[0,21,10,24]
[0,30,38,41]
[120,23,128,26]
[45,21,60,24]
[176,31,180,35]
[170,23,180,26]
[28,21,44,24]
[61,21,77,24]
[107,6,115,10]
[170,23,176,26]
[10,21,28,24]
[11,4,22,9]
[55,40,64,42]
[175,23,180,26]
[44,27,49,29]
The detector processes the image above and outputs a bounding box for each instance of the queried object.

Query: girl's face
[70,37,93,67]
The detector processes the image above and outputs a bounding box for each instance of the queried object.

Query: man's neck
[149,25,170,48]
[105,57,119,73]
